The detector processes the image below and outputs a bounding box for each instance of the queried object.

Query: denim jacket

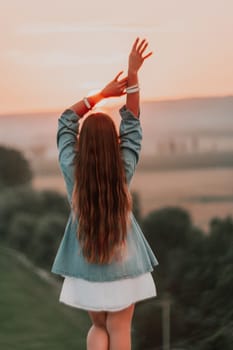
[51,105,159,281]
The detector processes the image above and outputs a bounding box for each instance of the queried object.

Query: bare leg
[106,304,135,350]
[87,310,109,350]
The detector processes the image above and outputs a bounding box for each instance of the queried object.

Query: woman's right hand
[101,71,127,98]
[128,37,153,74]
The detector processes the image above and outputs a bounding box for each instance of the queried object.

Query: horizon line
[0,93,232,117]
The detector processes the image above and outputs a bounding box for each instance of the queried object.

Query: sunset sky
[1,0,233,114]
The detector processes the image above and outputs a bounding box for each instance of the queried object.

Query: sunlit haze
[1,0,233,114]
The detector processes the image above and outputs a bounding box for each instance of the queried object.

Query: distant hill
[0,95,233,162]
[108,95,233,133]
[139,95,233,136]
[0,245,90,350]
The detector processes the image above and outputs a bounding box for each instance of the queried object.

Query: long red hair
[71,112,132,264]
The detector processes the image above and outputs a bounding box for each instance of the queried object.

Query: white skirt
[59,272,157,312]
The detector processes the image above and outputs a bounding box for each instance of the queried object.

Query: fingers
[119,83,127,90]
[119,76,128,83]
[131,37,152,59]
[137,38,147,53]
[142,51,153,60]
[114,70,124,81]
[119,82,127,90]
[119,78,127,92]
[131,37,140,52]
[139,41,148,55]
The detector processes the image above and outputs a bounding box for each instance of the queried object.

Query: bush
[7,213,36,254]
[142,206,193,266]
[0,186,69,241]
[0,145,32,188]
[0,186,39,240]
[31,213,67,268]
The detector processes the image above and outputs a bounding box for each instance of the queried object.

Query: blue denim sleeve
[57,108,81,204]
[119,105,142,186]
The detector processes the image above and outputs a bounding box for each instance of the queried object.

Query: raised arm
[119,38,153,185]
[126,37,153,118]
[119,106,142,186]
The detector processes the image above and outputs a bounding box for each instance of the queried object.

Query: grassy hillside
[0,245,90,350]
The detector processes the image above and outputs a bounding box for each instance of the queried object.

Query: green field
[0,246,90,350]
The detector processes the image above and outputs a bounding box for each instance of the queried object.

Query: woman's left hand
[101,71,127,98]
